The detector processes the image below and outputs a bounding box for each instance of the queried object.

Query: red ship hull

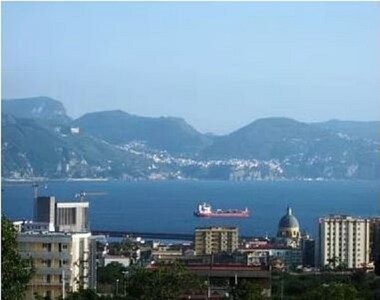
[194,212,250,218]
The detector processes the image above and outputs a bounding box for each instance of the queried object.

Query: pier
[91,230,195,241]
[92,230,255,241]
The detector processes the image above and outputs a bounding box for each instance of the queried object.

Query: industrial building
[56,202,89,232]
[33,196,89,233]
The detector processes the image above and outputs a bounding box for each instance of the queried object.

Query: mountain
[1,114,157,179]
[74,110,211,154]
[2,97,71,124]
[202,118,326,160]
[201,118,379,179]
[2,97,379,180]
[312,120,380,142]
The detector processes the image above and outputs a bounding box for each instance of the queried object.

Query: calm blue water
[2,180,379,237]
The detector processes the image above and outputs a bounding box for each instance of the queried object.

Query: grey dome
[278,206,299,228]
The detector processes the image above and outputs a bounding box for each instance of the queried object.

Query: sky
[2,2,380,134]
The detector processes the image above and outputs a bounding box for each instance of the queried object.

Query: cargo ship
[194,202,250,218]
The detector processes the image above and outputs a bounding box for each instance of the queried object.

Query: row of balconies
[20,251,72,260]
[28,282,63,287]
[35,267,72,275]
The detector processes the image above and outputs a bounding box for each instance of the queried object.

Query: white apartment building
[317,215,370,269]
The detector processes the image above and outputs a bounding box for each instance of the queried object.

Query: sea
[2,180,379,238]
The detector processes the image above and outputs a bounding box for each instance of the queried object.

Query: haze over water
[3,2,380,134]
[2,180,379,237]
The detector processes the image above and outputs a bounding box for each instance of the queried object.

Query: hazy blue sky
[2,2,380,134]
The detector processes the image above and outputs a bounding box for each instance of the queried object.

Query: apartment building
[195,226,238,255]
[317,215,370,269]
[17,231,94,299]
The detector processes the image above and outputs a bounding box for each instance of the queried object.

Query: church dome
[278,206,299,229]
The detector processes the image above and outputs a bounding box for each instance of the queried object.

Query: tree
[375,254,380,276]
[1,215,33,299]
[232,280,264,300]
[98,262,127,284]
[305,283,359,300]
[326,256,339,269]
[65,289,99,300]
[125,263,204,300]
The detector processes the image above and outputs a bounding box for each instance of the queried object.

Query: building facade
[270,248,302,268]
[243,247,302,268]
[14,220,51,233]
[317,215,370,269]
[35,196,56,231]
[195,227,238,255]
[17,232,93,299]
[55,202,89,233]
[301,238,315,267]
[34,197,89,232]
[370,217,380,273]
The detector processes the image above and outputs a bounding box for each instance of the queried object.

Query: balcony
[28,282,63,287]
[20,251,71,260]
[35,267,72,276]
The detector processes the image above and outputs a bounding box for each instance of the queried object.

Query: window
[57,207,76,225]
[42,259,51,267]
[42,243,51,252]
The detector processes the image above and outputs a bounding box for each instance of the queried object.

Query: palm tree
[327,256,338,269]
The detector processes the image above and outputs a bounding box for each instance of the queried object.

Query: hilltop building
[316,215,370,269]
[194,226,238,255]
[70,127,80,134]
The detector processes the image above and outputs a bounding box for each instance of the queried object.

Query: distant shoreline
[1,177,110,183]
[2,177,379,183]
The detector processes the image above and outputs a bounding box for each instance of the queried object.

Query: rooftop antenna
[75,191,86,202]
[74,191,107,202]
